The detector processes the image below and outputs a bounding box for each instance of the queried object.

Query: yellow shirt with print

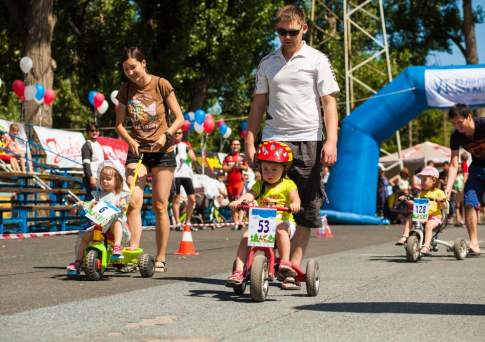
[418,188,447,218]
[251,178,297,222]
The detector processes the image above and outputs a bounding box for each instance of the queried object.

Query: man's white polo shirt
[255,41,339,141]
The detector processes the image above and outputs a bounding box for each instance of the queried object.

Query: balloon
[203,117,215,134]
[19,57,33,73]
[240,121,249,131]
[12,80,25,97]
[34,83,45,101]
[43,89,56,105]
[182,120,191,132]
[239,130,248,139]
[88,90,97,106]
[194,109,206,124]
[24,85,37,101]
[183,112,189,121]
[94,93,105,108]
[194,122,204,134]
[216,119,225,128]
[110,90,119,106]
[219,124,228,136]
[223,127,232,139]
[187,111,195,121]
[98,100,109,114]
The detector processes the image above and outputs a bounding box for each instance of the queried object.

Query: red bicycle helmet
[257,141,293,165]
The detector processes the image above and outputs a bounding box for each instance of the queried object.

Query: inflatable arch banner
[323,64,485,224]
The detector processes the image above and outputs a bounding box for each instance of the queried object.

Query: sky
[426,0,485,65]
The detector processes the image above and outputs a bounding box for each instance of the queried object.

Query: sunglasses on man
[277,27,301,37]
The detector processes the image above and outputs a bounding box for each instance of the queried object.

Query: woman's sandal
[154,261,167,273]
[395,235,408,246]
[420,245,431,256]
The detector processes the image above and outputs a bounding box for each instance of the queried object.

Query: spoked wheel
[84,249,104,281]
[406,235,420,262]
[138,254,155,278]
[250,254,269,302]
[305,259,320,297]
[453,238,468,260]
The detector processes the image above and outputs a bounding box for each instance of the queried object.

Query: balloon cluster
[183,109,218,135]
[87,90,109,115]
[239,121,248,139]
[11,57,56,106]
[217,119,232,139]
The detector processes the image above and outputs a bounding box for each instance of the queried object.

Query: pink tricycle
[228,204,320,302]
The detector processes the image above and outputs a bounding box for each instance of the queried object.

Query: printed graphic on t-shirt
[128,94,160,132]
[464,138,485,159]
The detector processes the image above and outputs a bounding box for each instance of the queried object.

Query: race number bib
[412,198,429,222]
[85,200,121,228]
[248,208,277,247]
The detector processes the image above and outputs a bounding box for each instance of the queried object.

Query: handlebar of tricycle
[235,204,303,213]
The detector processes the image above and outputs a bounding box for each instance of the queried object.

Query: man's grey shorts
[284,141,323,228]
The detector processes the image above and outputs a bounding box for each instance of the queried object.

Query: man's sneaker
[66,260,81,275]
[111,245,124,260]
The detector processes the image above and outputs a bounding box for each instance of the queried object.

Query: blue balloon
[34,83,45,101]
[183,112,189,121]
[88,90,97,106]
[219,124,228,135]
[240,121,249,131]
[194,109,206,124]
[190,121,195,131]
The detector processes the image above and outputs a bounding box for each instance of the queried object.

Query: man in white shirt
[81,123,105,200]
[245,5,339,289]
[173,129,197,230]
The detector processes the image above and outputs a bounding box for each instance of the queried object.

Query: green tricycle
[81,223,155,281]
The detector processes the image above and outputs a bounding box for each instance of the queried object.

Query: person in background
[223,139,248,230]
[81,123,105,201]
[390,167,410,192]
[173,129,197,231]
[377,165,389,217]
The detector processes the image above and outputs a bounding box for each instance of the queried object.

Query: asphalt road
[1,224,484,341]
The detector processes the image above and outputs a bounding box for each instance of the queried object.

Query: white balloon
[34,96,44,105]
[24,85,36,101]
[188,111,195,121]
[194,122,204,134]
[19,57,33,74]
[110,90,119,106]
[223,127,232,139]
[98,100,109,115]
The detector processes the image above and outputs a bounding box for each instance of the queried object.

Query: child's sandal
[420,245,431,256]
[395,235,408,246]
[154,261,167,273]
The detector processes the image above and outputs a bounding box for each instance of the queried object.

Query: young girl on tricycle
[225,141,301,290]
[66,160,131,274]
[395,166,448,255]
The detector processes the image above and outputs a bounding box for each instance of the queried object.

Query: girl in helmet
[66,160,131,274]
[226,141,301,289]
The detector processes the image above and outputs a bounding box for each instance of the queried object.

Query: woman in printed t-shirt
[115,47,184,272]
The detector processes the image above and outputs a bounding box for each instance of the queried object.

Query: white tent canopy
[380,141,452,166]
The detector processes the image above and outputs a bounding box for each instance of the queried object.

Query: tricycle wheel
[406,235,420,262]
[453,238,468,260]
[305,259,320,297]
[84,249,104,281]
[138,254,155,278]
[250,254,269,302]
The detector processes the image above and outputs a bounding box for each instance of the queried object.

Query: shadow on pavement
[294,302,485,316]
[157,276,226,286]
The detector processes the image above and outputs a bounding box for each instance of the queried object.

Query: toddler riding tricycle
[227,204,319,302]
[405,198,468,262]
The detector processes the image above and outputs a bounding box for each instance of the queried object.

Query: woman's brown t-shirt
[117,76,174,152]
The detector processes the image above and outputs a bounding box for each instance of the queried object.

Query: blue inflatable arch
[323,64,485,224]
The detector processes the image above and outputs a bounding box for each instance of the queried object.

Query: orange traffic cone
[173,224,199,256]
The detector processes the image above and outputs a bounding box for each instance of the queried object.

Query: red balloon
[216,119,225,128]
[43,89,56,105]
[93,93,105,108]
[239,130,248,139]
[203,116,215,134]
[182,120,191,132]
[12,80,25,97]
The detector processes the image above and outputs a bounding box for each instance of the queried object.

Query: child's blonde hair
[100,166,124,194]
